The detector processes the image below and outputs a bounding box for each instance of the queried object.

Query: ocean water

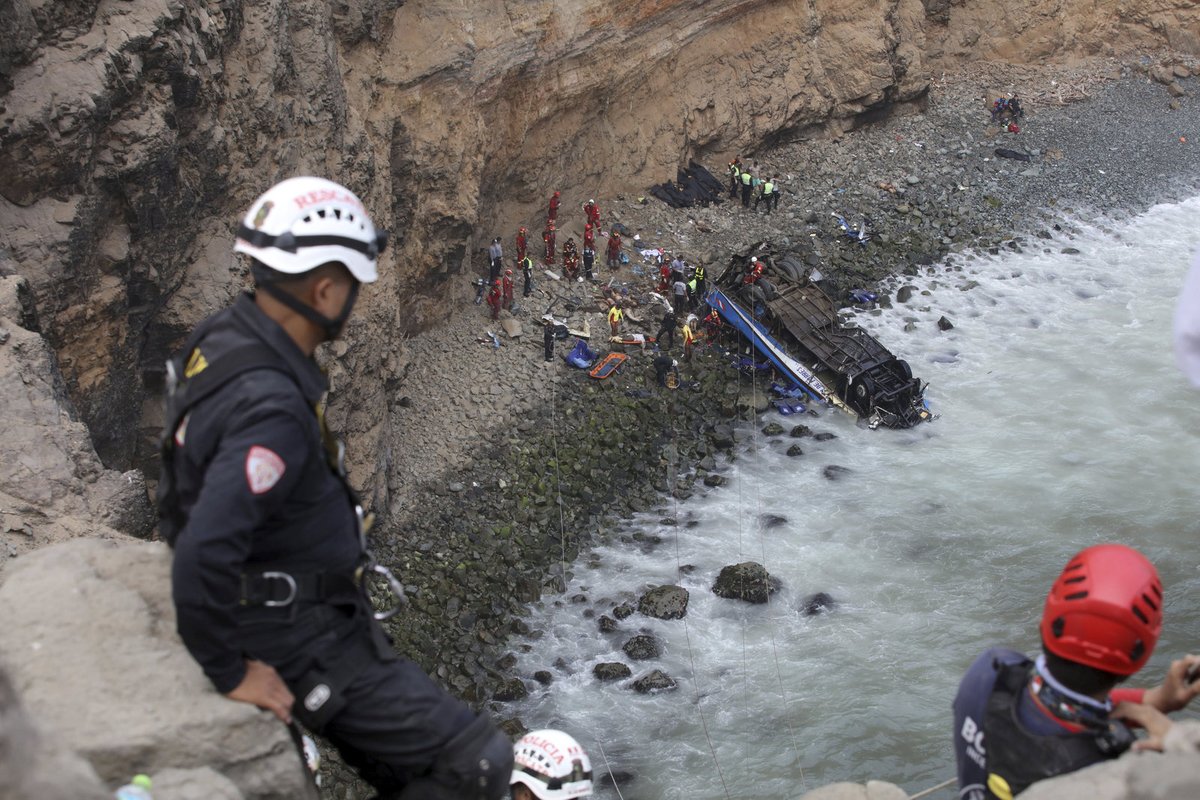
[505,196,1200,799]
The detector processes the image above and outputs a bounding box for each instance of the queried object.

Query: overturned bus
[706,251,932,429]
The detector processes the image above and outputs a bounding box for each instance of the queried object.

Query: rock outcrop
[0,274,153,577]
[712,561,781,604]
[638,584,689,619]
[0,538,317,800]
[1019,721,1200,800]
[0,663,110,800]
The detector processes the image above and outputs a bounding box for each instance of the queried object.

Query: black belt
[239,570,360,608]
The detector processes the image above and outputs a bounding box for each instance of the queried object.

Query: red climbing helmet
[1040,544,1163,676]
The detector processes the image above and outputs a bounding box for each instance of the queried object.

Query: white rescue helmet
[511,729,593,799]
[234,176,385,283]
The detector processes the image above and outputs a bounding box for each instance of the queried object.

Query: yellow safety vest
[608,307,623,323]
[741,172,752,186]
[762,181,774,195]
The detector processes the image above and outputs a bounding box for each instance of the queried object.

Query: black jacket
[169,294,362,693]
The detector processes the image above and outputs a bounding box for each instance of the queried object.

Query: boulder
[703,474,728,488]
[621,634,663,661]
[501,318,524,339]
[812,432,837,442]
[592,662,632,682]
[823,465,852,481]
[937,315,955,331]
[0,664,110,799]
[710,424,735,449]
[787,444,805,457]
[532,671,553,686]
[612,602,635,620]
[147,768,247,800]
[598,615,619,633]
[895,285,917,303]
[637,585,690,620]
[492,678,529,702]
[0,539,316,799]
[1020,719,1200,799]
[631,670,678,694]
[712,562,781,604]
[735,391,771,415]
[762,422,785,436]
[801,592,838,616]
[790,424,812,438]
[759,514,788,529]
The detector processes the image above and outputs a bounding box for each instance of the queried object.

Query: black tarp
[648,161,727,208]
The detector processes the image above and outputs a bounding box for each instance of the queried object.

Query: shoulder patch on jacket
[246,445,286,494]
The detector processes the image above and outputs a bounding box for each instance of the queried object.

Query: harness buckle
[261,571,298,608]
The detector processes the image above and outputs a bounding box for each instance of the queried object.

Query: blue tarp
[564,339,598,368]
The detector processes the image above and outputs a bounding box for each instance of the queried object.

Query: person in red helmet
[952,544,1200,800]
[543,221,556,265]
[516,226,528,263]
[606,232,621,270]
[583,221,595,251]
[548,191,560,223]
[487,278,503,320]
[582,198,600,227]
[502,269,515,310]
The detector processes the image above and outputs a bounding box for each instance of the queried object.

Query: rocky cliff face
[0,0,1197,522]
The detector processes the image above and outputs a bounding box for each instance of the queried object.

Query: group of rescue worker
[486,192,625,320]
[160,174,1199,800]
[728,157,781,213]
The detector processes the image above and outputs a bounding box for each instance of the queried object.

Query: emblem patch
[245,445,286,494]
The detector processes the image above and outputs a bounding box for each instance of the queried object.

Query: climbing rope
[743,327,807,792]
[593,738,627,800]
[908,777,957,799]
[667,384,734,800]
[548,363,568,582]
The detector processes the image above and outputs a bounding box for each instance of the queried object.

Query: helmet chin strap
[255,272,360,341]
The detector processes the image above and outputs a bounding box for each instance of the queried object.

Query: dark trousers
[239,603,509,799]
[755,192,772,212]
[489,259,501,281]
[544,330,554,361]
[523,273,533,297]
[656,324,675,350]
[729,176,738,198]
[741,184,751,207]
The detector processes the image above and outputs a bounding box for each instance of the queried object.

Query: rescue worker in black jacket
[163,176,512,800]
[952,543,1200,800]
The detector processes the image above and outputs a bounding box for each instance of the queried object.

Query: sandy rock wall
[925,0,1200,64]
[1,0,1198,514]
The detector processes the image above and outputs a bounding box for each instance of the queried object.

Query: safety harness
[981,657,1133,799]
[157,310,406,622]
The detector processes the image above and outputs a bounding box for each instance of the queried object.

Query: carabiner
[366,563,407,621]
